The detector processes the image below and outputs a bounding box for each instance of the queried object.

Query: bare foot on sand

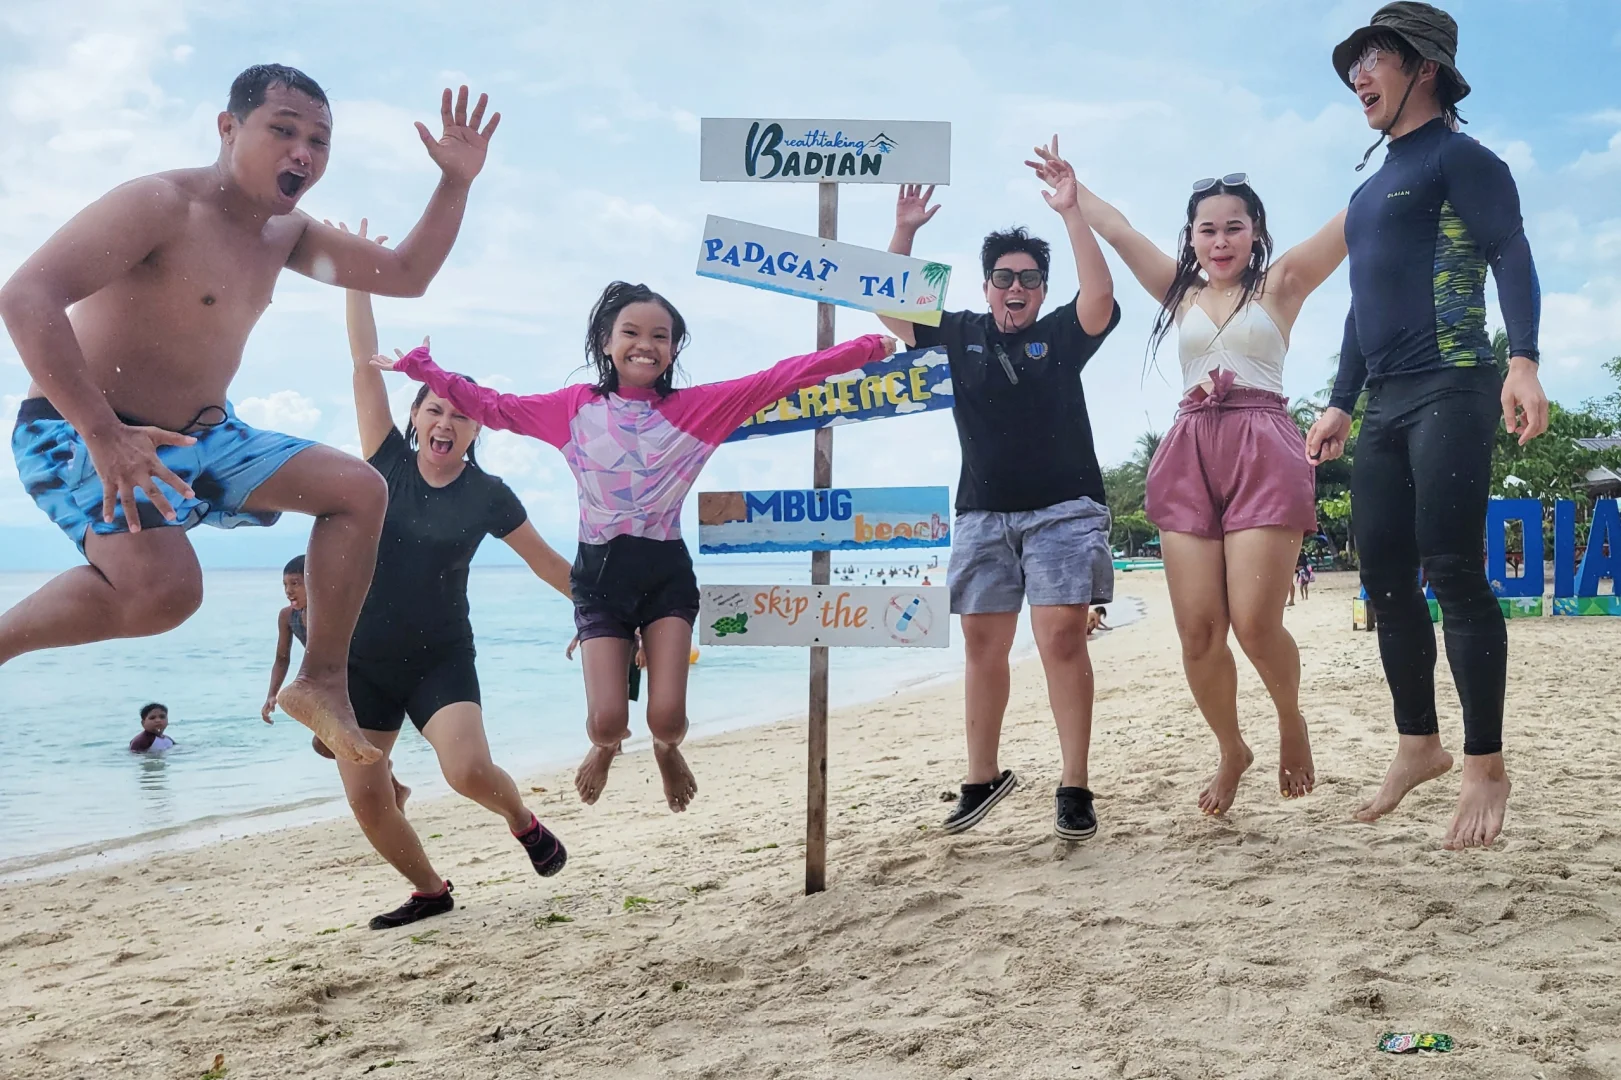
[1443,753,1510,850]
[654,742,698,813]
[575,743,619,805]
[1278,714,1315,799]
[1353,735,1454,823]
[1199,742,1254,816]
[392,773,411,812]
[278,676,380,764]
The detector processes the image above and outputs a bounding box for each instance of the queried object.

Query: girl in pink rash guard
[378,281,895,813]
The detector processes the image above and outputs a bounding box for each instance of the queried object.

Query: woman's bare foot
[1199,742,1254,816]
[278,676,380,764]
[1443,753,1510,850]
[653,742,698,813]
[392,773,411,812]
[1353,735,1454,823]
[1278,714,1315,799]
[575,743,618,805]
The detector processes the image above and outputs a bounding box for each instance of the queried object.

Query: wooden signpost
[697,486,951,555]
[700,116,951,895]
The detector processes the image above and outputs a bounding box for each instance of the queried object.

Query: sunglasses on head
[987,268,1046,290]
[1191,172,1249,193]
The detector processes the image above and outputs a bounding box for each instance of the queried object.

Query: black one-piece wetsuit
[348,429,527,733]
[1331,117,1541,757]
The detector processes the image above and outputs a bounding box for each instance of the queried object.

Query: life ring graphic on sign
[883,593,934,644]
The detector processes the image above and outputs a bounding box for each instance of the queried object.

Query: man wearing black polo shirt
[879,137,1119,841]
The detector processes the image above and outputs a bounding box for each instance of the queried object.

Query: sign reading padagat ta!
[700,118,951,185]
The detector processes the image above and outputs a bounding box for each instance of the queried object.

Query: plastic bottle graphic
[894,596,921,633]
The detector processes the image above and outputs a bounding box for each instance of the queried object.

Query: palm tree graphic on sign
[922,262,950,291]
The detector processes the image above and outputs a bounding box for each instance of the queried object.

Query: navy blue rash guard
[1330,117,1541,413]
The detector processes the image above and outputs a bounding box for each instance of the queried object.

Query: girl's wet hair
[140,702,167,720]
[584,281,689,397]
[1147,181,1275,363]
[283,555,305,576]
[406,382,480,467]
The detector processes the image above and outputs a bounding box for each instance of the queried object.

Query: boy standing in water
[129,703,176,753]
[0,66,501,765]
[263,557,411,809]
[1307,3,1545,849]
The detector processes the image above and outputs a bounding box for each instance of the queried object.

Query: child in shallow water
[379,280,893,813]
[129,703,175,753]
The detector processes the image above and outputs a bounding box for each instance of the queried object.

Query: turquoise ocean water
[0,558,1138,878]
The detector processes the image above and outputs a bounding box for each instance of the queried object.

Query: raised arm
[330,220,398,459]
[667,334,894,444]
[501,520,573,598]
[1028,147,1177,308]
[879,185,941,347]
[0,175,199,525]
[1026,136,1114,335]
[1269,209,1348,320]
[285,87,500,297]
[382,345,579,448]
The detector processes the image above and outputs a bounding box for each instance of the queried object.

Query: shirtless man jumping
[0,65,500,764]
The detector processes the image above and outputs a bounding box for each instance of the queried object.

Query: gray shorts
[948,496,1114,615]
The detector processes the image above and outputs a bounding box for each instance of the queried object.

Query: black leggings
[1352,366,1505,756]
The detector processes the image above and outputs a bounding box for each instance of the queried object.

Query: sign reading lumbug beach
[697,215,951,326]
[699,585,949,648]
[698,486,951,555]
[700,119,950,185]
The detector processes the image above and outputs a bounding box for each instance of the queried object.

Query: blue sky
[0,0,1617,569]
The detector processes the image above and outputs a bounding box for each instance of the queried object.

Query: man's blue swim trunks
[12,398,315,555]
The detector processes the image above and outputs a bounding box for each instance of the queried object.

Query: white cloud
[236,390,323,435]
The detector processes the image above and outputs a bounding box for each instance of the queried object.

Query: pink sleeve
[392,346,583,449]
[662,335,889,445]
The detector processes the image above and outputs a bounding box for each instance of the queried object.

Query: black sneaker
[515,815,568,878]
[941,769,1018,834]
[1054,787,1098,842]
[369,880,455,930]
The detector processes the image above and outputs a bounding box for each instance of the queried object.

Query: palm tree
[1131,430,1162,473]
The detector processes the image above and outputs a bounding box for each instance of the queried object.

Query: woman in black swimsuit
[333,220,575,929]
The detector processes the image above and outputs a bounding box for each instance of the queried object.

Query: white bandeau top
[1176,299,1288,395]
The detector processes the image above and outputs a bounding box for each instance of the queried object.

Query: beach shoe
[515,815,568,878]
[1054,787,1098,842]
[941,769,1018,834]
[369,880,454,930]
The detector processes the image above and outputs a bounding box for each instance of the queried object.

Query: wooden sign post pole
[806,180,837,896]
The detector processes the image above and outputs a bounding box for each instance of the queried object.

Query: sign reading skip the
[700,585,949,648]
[697,215,951,327]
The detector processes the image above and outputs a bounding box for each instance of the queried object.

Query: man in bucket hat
[1306,2,1546,850]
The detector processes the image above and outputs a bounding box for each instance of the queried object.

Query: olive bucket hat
[1332,1,1470,103]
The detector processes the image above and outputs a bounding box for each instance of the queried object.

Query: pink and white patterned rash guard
[392,335,889,545]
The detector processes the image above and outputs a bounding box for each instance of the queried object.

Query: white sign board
[700,585,949,648]
[698,216,950,326]
[700,118,950,185]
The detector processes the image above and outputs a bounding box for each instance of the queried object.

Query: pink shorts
[1145,376,1317,541]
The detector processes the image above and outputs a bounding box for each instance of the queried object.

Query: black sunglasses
[987,268,1046,289]
[1192,172,1249,193]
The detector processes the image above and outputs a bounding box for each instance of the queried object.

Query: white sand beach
[3,570,1618,1079]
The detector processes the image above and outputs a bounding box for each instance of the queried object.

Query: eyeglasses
[1346,47,1388,84]
[1192,172,1249,193]
[987,268,1046,289]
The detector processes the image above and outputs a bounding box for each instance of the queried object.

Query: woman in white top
[1053,157,1346,816]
